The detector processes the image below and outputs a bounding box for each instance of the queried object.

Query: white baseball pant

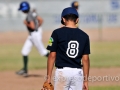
[54,67,83,90]
[21,27,48,56]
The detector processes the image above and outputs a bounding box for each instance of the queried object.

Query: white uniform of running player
[16,1,49,76]
[21,11,48,56]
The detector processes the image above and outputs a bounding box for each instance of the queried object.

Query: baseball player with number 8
[42,7,90,90]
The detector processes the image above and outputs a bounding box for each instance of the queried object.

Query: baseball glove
[41,82,54,90]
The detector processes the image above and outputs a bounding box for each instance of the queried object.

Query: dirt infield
[0,68,120,90]
[0,27,120,45]
[0,31,51,44]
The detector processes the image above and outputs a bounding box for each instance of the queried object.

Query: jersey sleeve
[47,30,58,52]
[83,36,90,54]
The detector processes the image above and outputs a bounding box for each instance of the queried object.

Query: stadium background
[0,0,120,90]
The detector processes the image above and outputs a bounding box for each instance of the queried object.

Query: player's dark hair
[61,14,78,25]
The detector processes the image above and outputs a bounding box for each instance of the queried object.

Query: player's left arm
[37,16,43,27]
[46,30,58,83]
[41,33,57,89]
[24,20,35,30]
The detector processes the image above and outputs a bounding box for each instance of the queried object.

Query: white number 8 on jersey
[66,41,79,58]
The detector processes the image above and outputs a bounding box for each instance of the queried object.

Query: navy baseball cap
[18,1,30,11]
[61,7,79,24]
[61,7,79,18]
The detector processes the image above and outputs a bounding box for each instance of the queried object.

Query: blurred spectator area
[0,0,120,41]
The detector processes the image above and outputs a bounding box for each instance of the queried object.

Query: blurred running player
[16,1,49,77]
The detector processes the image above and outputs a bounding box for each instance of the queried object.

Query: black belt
[29,29,38,35]
[57,67,82,69]
[30,29,38,32]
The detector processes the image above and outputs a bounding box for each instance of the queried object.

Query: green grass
[0,42,120,71]
[90,42,120,67]
[90,86,120,90]
[0,44,47,71]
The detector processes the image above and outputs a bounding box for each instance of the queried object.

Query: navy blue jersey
[47,27,90,68]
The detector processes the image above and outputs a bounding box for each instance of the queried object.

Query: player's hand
[83,81,89,90]
[24,20,28,25]
[41,76,52,90]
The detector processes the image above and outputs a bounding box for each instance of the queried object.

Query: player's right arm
[82,54,90,90]
[24,20,35,30]
[82,36,90,90]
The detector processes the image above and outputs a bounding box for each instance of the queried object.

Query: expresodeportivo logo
[44,75,120,82]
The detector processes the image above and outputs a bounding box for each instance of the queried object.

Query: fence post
[98,14,103,41]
